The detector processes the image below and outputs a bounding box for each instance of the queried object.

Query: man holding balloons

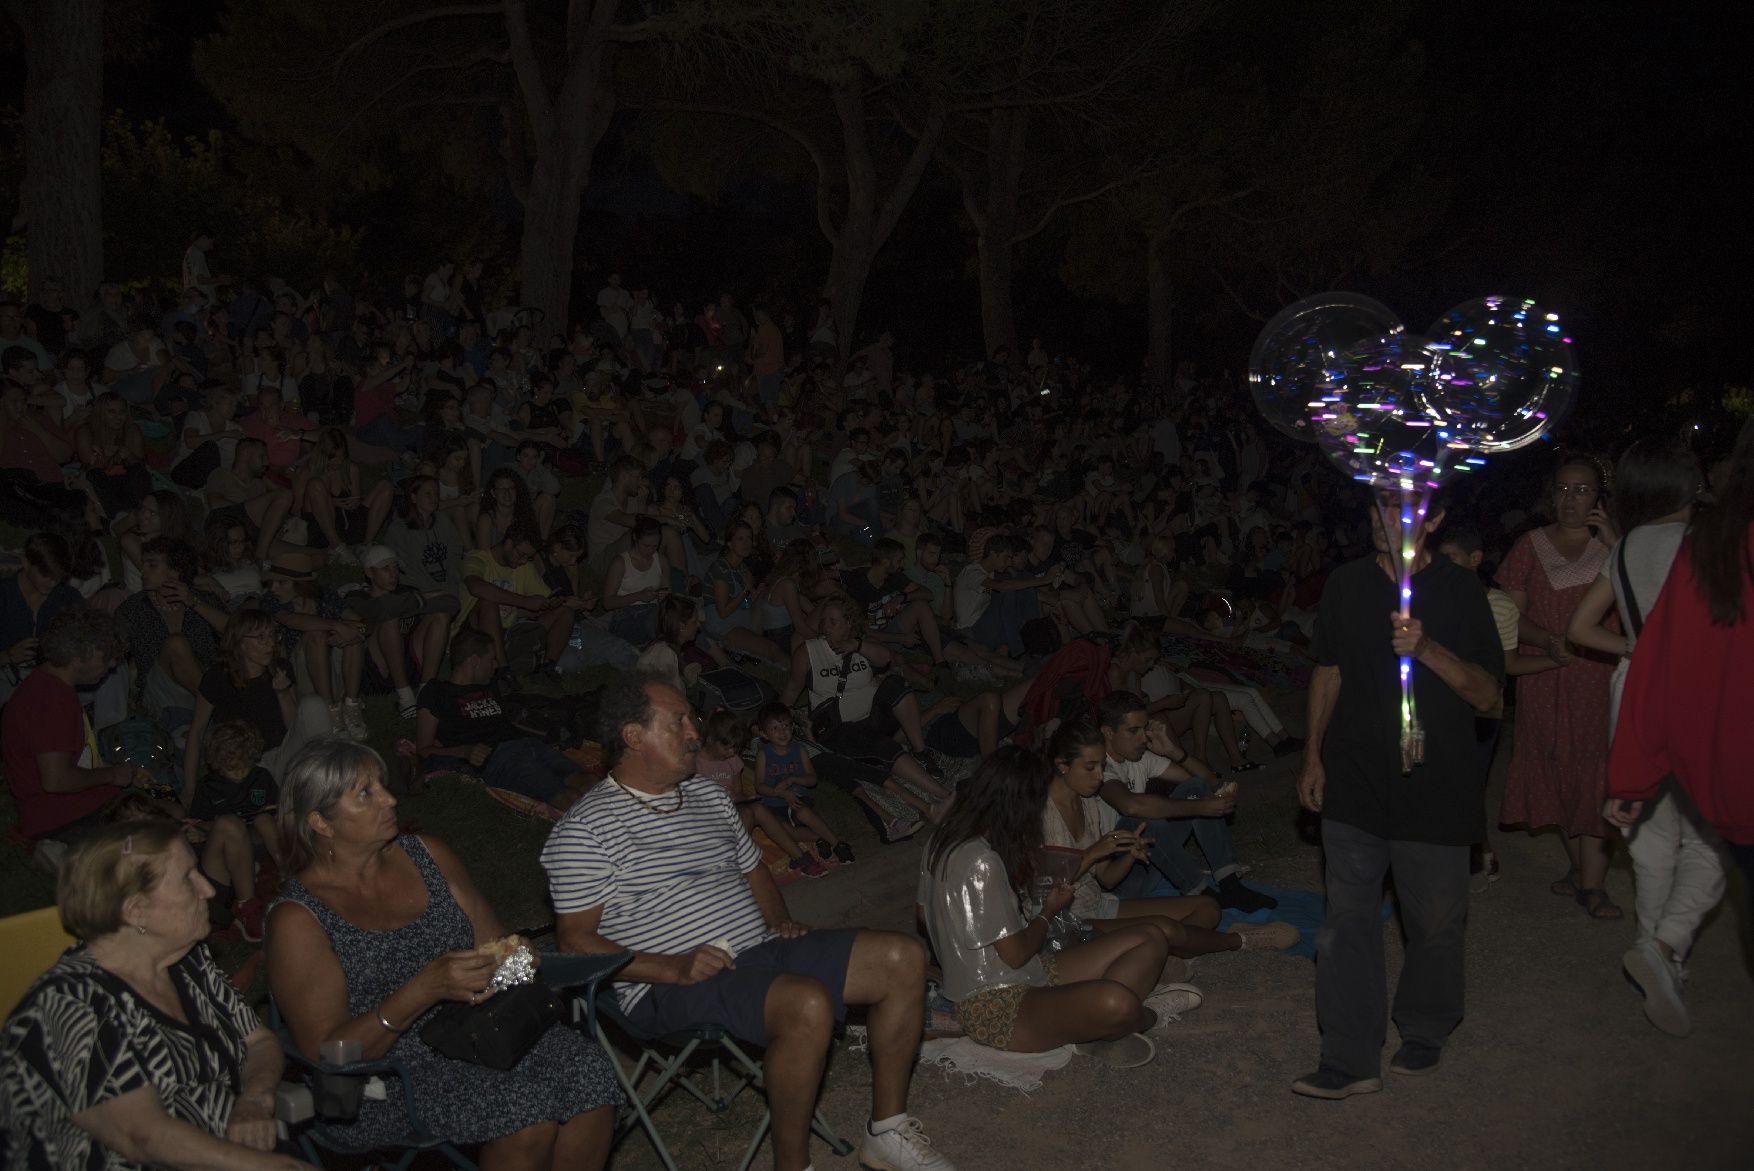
[1291,487,1504,1098]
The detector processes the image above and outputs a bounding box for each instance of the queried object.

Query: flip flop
[1550,868,1579,897]
[1577,889,1624,920]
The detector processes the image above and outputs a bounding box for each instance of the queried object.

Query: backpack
[693,667,775,714]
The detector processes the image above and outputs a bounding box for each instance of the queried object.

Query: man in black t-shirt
[414,628,595,810]
[1292,488,1503,1101]
[842,539,949,671]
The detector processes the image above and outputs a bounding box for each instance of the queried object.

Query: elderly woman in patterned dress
[267,737,619,1170]
[1,819,310,1170]
[1497,454,1622,918]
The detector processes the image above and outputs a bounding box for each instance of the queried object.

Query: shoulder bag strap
[1614,532,1644,640]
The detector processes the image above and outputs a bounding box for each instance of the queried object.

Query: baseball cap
[361,545,399,571]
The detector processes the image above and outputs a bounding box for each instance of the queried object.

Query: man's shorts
[622,928,860,1047]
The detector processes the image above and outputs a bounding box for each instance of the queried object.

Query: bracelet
[375,1007,406,1034]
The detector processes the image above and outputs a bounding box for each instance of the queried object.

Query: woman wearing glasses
[1496,454,1621,918]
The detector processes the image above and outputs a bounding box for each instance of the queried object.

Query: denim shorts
[622,928,860,1046]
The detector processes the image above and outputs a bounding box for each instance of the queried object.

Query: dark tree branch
[334,3,503,76]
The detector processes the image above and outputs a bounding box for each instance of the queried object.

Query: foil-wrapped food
[480,934,537,992]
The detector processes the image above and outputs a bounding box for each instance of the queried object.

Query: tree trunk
[823,228,875,370]
[11,0,104,302]
[974,108,1026,362]
[975,235,1016,363]
[1146,233,1171,392]
[517,143,588,335]
[820,83,944,364]
[507,0,616,333]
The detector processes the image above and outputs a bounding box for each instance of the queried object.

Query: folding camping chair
[574,983,855,1171]
[274,950,631,1171]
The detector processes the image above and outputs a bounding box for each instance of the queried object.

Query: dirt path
[771,720,1754,1171]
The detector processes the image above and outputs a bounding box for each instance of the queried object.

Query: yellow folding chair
[0,905,76,1018]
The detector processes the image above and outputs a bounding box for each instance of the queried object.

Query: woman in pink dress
[1498,454,1622,917]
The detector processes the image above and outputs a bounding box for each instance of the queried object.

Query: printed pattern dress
[274,834,620,1152]
[1497,527,1616,835]
[1,945,258,1171]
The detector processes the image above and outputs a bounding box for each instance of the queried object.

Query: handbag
[419,982,563,1071]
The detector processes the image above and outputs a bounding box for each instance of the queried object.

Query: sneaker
[1229,920,1301,951]
[1216,875,1278,913]
[859,1115,957,1171]
[233,898,266,943]
[1073,1032,1157,1070]
[341,699,369,741]
[1291,1066,1383,1100]
[833,840,856,864]
[327,544,359,567]
[1145,982,1204,1020]
[1273,736,1305,757]
[816,837,835,861]
[881,814,923,843]
[1389,1041,1442,1076]
[1231,760,1265,773]
[788,854,829,878]
[1623,939,1690,1037]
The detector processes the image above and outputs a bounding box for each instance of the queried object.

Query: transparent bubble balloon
[1309,331,1467,488]
[1421,296,1579,453]
[1249,292,1404,443]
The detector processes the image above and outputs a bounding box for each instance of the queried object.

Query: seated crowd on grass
[0,250,1492,1171]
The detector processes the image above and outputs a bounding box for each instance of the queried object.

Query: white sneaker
[1623,940,1690,1037]
[1145,982,1204,1021]
[340,699,369,741]
[859,1115,957,1171]
[328,544,359,567]
[1073,1032,1157,1070]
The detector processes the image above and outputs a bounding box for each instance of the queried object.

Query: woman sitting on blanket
[918,743,1190,1070]
[1042,718,1295,954]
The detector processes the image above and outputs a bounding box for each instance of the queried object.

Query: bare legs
[477,1107,613,1171]
[1005,925,1166,1052]
[763,932,925,1171]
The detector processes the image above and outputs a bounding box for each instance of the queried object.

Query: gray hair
[277,736,388,870]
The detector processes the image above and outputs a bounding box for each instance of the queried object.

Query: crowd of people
[2,244,1751,1170]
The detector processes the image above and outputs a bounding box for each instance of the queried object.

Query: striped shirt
[540,773,772,1010]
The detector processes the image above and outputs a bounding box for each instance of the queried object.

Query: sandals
[1576,889,1624,920]
[1549,868,1580,897]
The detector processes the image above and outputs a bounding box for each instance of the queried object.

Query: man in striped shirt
[543,671,955,1171]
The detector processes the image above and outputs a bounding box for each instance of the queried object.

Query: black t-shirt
[417,679,515,750]
[1312,554,1503,846]
[842,568,912,627]
[197,667,289,750]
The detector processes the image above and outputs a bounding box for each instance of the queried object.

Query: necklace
[610,777,686,815]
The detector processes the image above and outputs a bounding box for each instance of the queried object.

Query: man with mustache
[543,671,956,1171]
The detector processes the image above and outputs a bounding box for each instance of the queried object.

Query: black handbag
[419,982,564,1071]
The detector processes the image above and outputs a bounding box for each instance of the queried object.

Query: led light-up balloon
[1248,292,1403,443]
[1422,296,1579,453]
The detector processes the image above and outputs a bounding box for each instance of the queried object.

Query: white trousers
[1627,784,1726,960]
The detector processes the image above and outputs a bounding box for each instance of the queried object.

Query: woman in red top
[1497,454,1622,918]
[1609,418,1754,921]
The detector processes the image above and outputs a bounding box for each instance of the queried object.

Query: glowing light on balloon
[1248,291,1582,772]
[1248,292,1403,443]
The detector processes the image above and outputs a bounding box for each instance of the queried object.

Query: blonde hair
[57,820,185,940]
[206,719,266,776]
